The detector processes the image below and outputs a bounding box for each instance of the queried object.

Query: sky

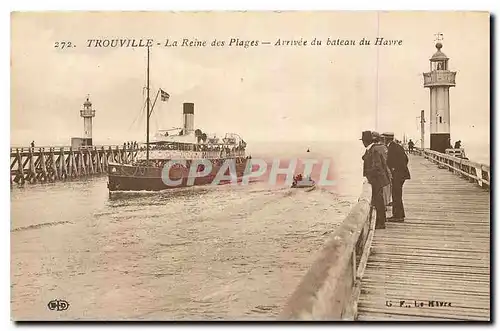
[11,11,490,148]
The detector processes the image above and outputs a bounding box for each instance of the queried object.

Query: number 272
[54,41,73,49]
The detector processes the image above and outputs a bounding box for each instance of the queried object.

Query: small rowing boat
[291,174,316,189]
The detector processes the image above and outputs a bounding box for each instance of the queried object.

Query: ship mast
[146,46,151,163]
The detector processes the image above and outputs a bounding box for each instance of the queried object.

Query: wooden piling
[10,144,137,187]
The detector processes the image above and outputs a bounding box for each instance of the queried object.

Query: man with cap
[361,131,390,229]
[383,132,411,222]
[372,131,392,209]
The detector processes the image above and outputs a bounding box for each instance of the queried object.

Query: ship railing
[135,149,246,160]
[198,150,246,159]
[199,151,246,159]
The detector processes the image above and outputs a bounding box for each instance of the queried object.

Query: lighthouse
[423,40,457,153]
[80,95,96,146]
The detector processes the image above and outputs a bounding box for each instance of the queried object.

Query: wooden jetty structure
[279,150,490,321]
[10,145,139,185]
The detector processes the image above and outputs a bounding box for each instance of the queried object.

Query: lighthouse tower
[80,95,96,146]
[423,41,457,153]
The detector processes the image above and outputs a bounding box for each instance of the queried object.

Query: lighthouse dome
[430,42,449,61]
[84,97,92,107]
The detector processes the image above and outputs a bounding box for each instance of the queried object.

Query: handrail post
[352,250,357,284]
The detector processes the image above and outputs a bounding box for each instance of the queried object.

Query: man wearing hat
[372,132,392,209]
[361,131,390,229]
[383,132,411,222]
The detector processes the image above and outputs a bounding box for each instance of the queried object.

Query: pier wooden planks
[356,154,490,321]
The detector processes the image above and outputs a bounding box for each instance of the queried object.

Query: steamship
[107,47,249,192]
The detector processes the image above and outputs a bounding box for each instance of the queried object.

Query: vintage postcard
[10,11,490,321]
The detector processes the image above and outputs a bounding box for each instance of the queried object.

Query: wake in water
[12,220,73,232]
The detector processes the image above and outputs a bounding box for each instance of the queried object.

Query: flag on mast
[160,89,170,102]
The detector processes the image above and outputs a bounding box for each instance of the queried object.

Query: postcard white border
[2,1,498,330]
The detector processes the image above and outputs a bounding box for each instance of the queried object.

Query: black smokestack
[183,103,194,115]
[183,103,194,134]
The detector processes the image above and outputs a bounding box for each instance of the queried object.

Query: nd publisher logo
[47,299,70,311]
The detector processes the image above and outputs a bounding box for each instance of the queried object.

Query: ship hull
[107,161,249,192]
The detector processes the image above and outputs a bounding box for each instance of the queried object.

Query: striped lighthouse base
[430,133,451,154]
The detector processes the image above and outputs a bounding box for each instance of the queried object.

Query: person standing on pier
[30,141,34,148]
[361,131,389,229]
[372,132,392,210]
[408,139,415,154]
[384,132,411,222]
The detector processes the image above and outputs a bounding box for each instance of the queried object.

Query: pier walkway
[357,153,490,321]
[280,150,490,321]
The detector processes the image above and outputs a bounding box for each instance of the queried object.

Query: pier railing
[414,148,490,189]
[10,145,138,185]
[10,145,135,154]
[279,182,374,320]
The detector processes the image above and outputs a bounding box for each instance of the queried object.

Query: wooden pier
[280,150,490,322]
[356,152,490,321]
[10,145,138,185]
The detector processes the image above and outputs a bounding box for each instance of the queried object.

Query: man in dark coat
[408,139,415,154]
[361,131,390,229]
[372,131,392,209]
[383,132,411,222]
